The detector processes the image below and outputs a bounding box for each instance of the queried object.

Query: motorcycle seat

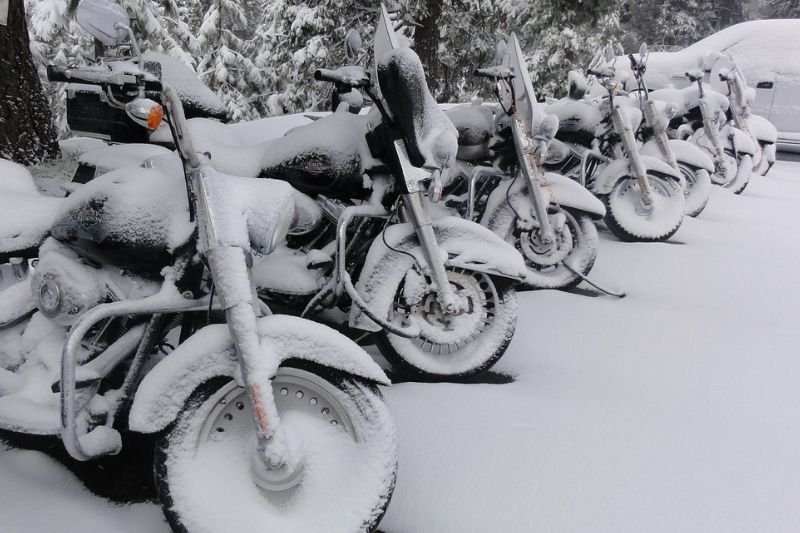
[186,111,372,200]
[445,104,495,161]
[377,47,458,170]
[0,160,62,260]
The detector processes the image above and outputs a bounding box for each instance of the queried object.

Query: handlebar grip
[46,65,72,83]
[314,69,339,84]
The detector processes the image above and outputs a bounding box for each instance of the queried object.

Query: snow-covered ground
[2,160,800,532]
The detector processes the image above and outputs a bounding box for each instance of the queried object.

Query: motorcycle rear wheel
[377,269,517,380]
[155,360,397,533]
[603,174,685,242]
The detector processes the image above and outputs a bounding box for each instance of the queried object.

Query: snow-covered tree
[1,0,60,163]
[621,0,716,50]
[254,0,379,114]
[196,0,264,120]
[500,0,622,98]
[767,0,800,18]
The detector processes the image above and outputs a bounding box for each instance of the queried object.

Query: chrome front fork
[510,116,556,242]
[401,191,460,313]
[614,105,653,206]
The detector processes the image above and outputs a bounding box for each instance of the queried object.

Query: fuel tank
[50,167,194,274]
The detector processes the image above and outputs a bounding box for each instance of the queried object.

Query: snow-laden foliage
[499,0,622,98]
[252,0,379,114]
[196,0,264,121]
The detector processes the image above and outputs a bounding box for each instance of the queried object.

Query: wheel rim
[198,370,355,494]
[607,175,684,240]
[391,268,496,353]
[162,366,397,533]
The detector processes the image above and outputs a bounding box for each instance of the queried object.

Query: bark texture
[0,0,59,164]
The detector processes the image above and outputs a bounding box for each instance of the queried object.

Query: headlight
[665,104,678,119]
[38,276,62,317]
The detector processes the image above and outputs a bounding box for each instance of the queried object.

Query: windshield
[506,33,545,133]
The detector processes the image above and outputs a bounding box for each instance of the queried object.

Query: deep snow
[2,160,800,532]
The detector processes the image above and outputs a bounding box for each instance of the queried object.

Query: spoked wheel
[155,361,397,533]
[678,164,711,218]
[723,153,752,195]
[514,209,599,290]
[377,268,517,380]
[603,174,685,242]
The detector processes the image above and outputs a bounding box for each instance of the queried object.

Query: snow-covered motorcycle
[628,43,714,217]
[711,54,778,176]
[443,35,605,290]
[544,67,685,242]
[0,1,398,530]
[652,70,756,194]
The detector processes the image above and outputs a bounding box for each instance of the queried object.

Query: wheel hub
[401,271,489,347]
[518,215,572,268]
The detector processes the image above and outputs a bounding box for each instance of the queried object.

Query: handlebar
[587,67,614,79]
[474,66,514,80]
[46,64,162,92]
[313,67,371,88]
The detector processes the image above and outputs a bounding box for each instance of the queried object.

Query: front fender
[129,315,389,434]
[541,172,605,218]
[348,217,527,333]
[746,115,778,144]
[722,125,757,155]
[668,139,714,172]
[593,155,682,195]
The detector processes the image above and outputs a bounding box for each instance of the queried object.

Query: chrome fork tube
[614,104,653,202]
[402,191,459,312]
[510,117,555,241]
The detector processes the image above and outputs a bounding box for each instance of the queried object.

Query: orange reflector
[147,104,164,130]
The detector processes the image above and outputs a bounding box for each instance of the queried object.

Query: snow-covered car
[619,20,800,152]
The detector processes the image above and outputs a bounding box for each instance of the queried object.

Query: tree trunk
[0,0,59,164]
[414,0,444,100]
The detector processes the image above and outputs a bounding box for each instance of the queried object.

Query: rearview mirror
[344,29,363,62]
[76,0,130,45]
[604,47,615,64]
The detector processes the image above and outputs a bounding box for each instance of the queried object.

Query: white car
[619,19,800,152]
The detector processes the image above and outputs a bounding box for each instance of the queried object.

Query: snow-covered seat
[0,159,62,259]
[445,103,495,161]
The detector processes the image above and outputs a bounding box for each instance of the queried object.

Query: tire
[377,269,517,380]
[155,360,398,533]
[602,174,685,242]
[514,209,598,290]
[724,154,752,195]
[754,143,775,176]
[678,164,711,218]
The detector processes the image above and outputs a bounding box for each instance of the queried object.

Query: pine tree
[621,0,716,50]
[254,0,379,114]
[500,0,623,98]
[1,0,60,163]
[197,0,264,120]
[768,0,800,18]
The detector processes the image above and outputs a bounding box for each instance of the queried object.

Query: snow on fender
[128,315,389,434]
[349,217,527,333]
[592,155,682,195]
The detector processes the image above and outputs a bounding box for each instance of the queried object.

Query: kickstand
[562,262,626,298]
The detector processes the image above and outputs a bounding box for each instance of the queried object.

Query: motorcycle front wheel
[603,174,685,242]
[155,361,397,533]
[678,164,711,217]
[515,209,598,290]
[377,268,517,380]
